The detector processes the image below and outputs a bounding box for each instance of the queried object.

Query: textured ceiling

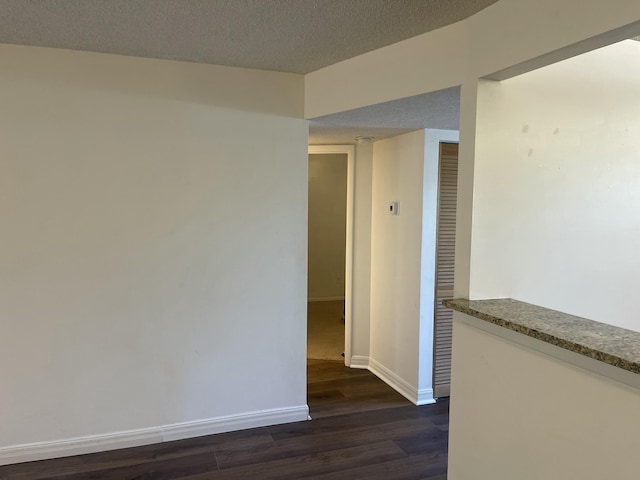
[0,0,499,74]
[309,86,460,144]
[0,0,486,144]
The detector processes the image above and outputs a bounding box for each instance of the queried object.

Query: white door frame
[308,145,355,366]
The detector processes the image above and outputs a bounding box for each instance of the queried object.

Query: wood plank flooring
[0,360,449,479]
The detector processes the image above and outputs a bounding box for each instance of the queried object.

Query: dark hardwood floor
[1,360,449,479]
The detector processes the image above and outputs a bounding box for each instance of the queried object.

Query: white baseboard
[349,355,370,369]
[368,358,435,406]
[161,405,309,442]
[307,296,345,302]
[0,405,309,467]
[416,388,437,406]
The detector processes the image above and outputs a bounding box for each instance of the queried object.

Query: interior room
[1,1,640,479]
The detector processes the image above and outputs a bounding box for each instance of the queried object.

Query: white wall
[0,44,308,463]
[346,129,459,401]
[305,0,640,119]
[448,39,640,480]
[369,129,457,403]
[305,1,640,314]
[308,153,347,300]
[448,318,640,480]
[370,131,425,402]
[469,40,640,330]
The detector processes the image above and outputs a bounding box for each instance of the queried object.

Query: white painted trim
[349,355,370,369]
[161,406,309,442]
[308,145,355,368]
[0,405,309,467]
[416,388,437,406]
[307,296,345,302]
[368,358,436,406]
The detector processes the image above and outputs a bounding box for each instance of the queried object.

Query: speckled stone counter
[443,298,640,375]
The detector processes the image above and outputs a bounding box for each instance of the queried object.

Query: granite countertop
[443,298,640,375]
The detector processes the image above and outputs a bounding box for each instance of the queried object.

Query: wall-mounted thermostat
[389,202,399,215]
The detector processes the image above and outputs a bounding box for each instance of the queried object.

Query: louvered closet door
[433,142,458,398]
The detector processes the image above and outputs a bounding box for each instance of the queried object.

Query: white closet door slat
[433,143,458,399]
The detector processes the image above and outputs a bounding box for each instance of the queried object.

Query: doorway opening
[307,145,355,365]
[308,89,461,405]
